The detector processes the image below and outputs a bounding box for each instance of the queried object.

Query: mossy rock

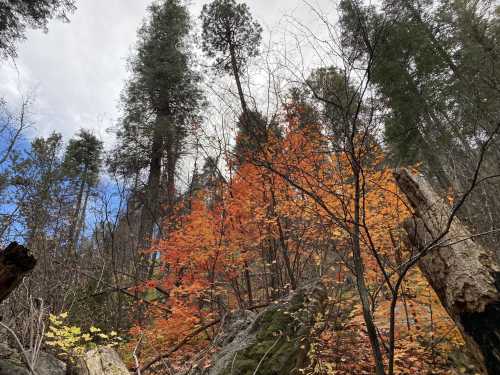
[216,282,326,375]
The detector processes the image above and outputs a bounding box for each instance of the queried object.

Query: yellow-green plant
[45,312,121,362]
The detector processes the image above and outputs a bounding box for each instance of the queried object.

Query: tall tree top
[130,0,198,116]
[111,0,203,178]
[63,129,103,188]
[200,0,262,74]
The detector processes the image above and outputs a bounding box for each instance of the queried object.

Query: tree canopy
[2,1,500,374]
[0,0,76,58]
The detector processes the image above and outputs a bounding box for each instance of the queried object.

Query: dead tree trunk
[395,169,500,374]
[0,242,36,303]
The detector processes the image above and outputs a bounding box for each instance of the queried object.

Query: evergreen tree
[111,0,202,252]
[63,129,103,250]
[339,0,500,275]
[200,0,262,114]
[10,133,76,308]
[339,0,500,167]
[0,0,76,58]
[15,133,67,246]
[285,86,320,130]
[201,0,270,160]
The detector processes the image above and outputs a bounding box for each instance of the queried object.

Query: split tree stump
[395,169,500,374]
[0,242,36,303]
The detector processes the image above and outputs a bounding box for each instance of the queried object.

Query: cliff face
[195,282,327,375]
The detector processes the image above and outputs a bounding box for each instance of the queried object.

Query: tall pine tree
[111,0,202,255]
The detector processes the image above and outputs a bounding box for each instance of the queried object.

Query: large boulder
[197,281,327,375]
[35,352,67,375]
[72,347,129,375]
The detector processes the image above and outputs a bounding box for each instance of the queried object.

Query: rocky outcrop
[196,281,327,375]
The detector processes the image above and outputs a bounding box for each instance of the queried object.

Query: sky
[0,0,336,148]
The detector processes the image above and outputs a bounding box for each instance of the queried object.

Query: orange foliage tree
[129,102,463,374]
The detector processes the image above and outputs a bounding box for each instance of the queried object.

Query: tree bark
[139,122,164,252]
[164,136,177,215]
[229,43,248,115]
[395,169,500,374]
[353,166,386,375]
[244,260,253,306]
[0,242,36,303]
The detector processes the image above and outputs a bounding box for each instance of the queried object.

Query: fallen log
[395,169,500,375]
[0,242,36,303]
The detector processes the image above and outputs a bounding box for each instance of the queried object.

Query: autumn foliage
[127,105,466,374]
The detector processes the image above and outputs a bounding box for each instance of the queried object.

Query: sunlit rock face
[71,347,129,375]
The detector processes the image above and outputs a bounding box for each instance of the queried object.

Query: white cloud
[0,0,151,146]
[0,0,336,148]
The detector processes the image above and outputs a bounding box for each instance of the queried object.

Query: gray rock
[217,310,257,347]
[0,360,29,375]
[0,348,65,375]
[73,347,129,375]
[0,343,21,361]
[35,352,66,375]
[0,341,29,375]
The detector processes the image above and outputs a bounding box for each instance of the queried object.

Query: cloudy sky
[0,0,336,147]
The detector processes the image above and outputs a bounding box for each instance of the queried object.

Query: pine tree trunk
[0,242,36,303]
[229,43,247,114]
[165,137,177,215]
[68,165,88,252]
[139,123,164,251]
[73,184,91,248]
[395,169,500,374]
